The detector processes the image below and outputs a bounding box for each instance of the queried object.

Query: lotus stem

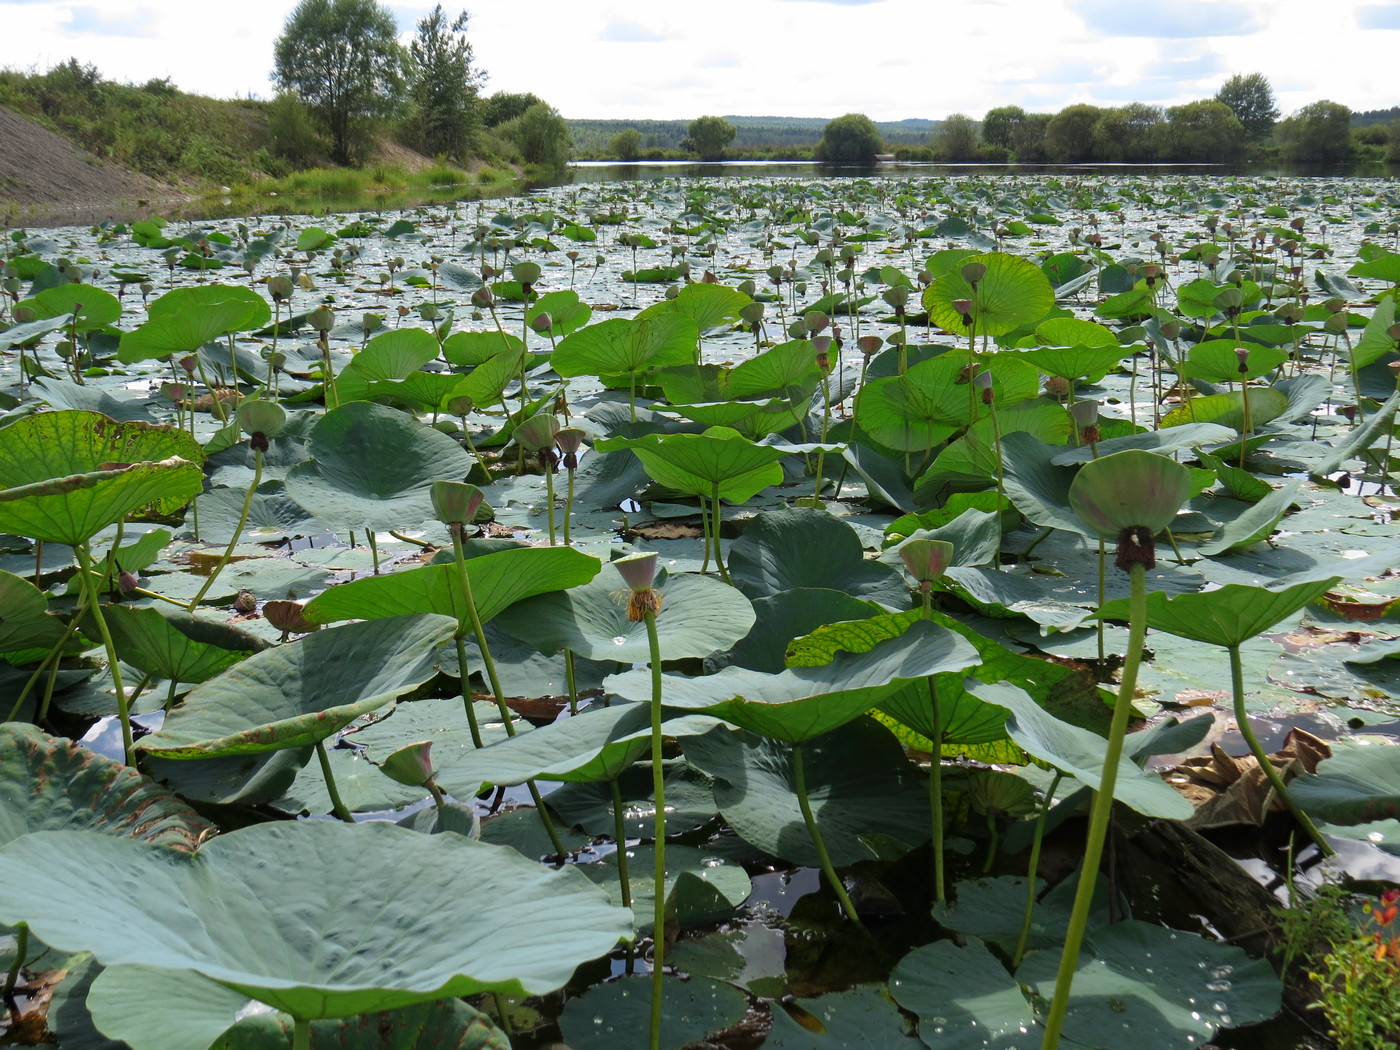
[449,523,565,858]
[187,446,263,610]
[565,649,580,716]
[1014,771,1062,969]
[643,604,667,1050]
[315,739,355,823]
[544,461,557,545]
[609,777,633,910]
[3,922,28,1000]
[9,607,85,723]
[492,993,515,1040]
[1227,643,1334,857]
[926,677,947,904]
[793,742,863,927]
[710,483,731,585]
[367,529,380,574]
[563,467,577,545]
[76,543,134,766]
[1040,560,1148,1050]
[291,1017,311,1050]
[456,635,483,748]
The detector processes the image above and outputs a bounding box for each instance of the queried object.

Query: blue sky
[0,0,1396,120]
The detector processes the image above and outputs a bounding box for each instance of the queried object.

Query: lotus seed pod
[899,538,954,589]
[514,413,559,453]
[615,551,662,620]
[233,590,258,615]
[470,286,495,309]
[739,302,765,326]
[952,299,973,321]
[556,427,586,470]
[787,319,808,340]
[233,397,285,442]
[1069,450,1192,571]
[882,286,909,312]
[380,740,436,787]
[267,275,293,302]
[857,335,883,356]
[446,395,474,416]
[511,261,541,287]
[431,481,484,526]
[804,311,829,334]
[530,312,553,333]
[1044,375,1071,397]
[307,306,335,333]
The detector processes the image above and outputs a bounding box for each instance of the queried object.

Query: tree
[982,105,1025,150]
[407,5,486,161]
[266,91,322,166]
[686,115,736,159]
[936,114,980,161]
[1092,103,1162,162]
[1010,113,1052,162]
[1158,100,1244,162]
[501,101,571,166]
[483,91,543,128]
[1276,101,1355,163]
[1044,104,1103,162]
[610,127,643,161]
[272,0,406,165]
[1215,73,1279,139]
[815,113,883,162]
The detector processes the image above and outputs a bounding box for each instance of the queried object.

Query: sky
[1,0,1398,121]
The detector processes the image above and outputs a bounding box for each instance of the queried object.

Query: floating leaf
[727,508,908,607]
[889,938,1036,1049]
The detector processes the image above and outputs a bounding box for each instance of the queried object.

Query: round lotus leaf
[889,938,1037,1048]
[558,975,746,1050]
[95,605,268,685]
[0,569,68,652]
[727,509,908,607]
[0,820,634,1019]
[0,411,204,545]
[284,402,475,532]
[139,613,458,757]
[118,284,271,362]
[923,251,1054,338]
[0,723,211,850]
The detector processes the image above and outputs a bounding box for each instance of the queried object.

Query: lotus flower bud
[530,312,553,333]
[470,286,495,309]
[380,740,436,787]
[307,307,335,335]
[267,275,293,302]
[1068,450,1192,571]
[857,335,882,357]
[431,481,484,527]
[514,412,559,453]
[899,538,954,592]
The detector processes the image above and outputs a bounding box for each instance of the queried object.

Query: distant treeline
[568,116,938,155]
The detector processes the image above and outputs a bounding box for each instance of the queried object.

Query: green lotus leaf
[0,820,632,1018]
[1096,577,1339,648]
[0,569,67,652]
[139,614,458,757]
[680,719,929,866]
[727,339,821,401]
[437,702,720,796]
[597,426,786,502]
[559,976,746,1050]
[303,545,601,628]
[552,314,698,377]
[283,402,475,532]
[525,289,592,337]
[607,620,977,743]
[458,343,528,408]
[1181,340,1288,383]
[638,282,752,332]
[889,938,1037,1049]
[724,588,882,673]
[496,566,754,662]
[441,330,523,368]
[335,328,440,403]
[1195,478,1302,555]
[1017,920,1281,1050]
[1291,742,1400,824]
[118,284,271,363]
[727,508,908,608]
[0,723,211,850]
[1311,385,1400,477]
[1159,388,1291,431]
[968,681,1192,819]
[1017,344,1126,381]
[1032,315,1117,349]
[1049,422,1235,465]
[577,842,752,934]
[87,966,510,1050]
[26,283,122,330]
[923,251,1055,338]
[96,605,268,684]
[0,411,204,544]
[1068,449,1193,539]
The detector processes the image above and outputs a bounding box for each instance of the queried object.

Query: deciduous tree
[686,115,736,159]
[1277,100,1355,163]
[936,114,980,161]
[815,113,883,162]
[272,0,406,164]
[1215,72,1279,139]
[407,5,486,161]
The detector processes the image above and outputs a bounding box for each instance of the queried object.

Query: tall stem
[563,468,577,545]
[316,740,355,823]
[187,447,262,610]
[610,777,633,909]
[927,677,946,903]
[76,543,133,765]
[643,606,667,1050]
[1040,562,1147,1050]
[793,743,864,926]
[1227,643,1334,857]
[1014,771,1063,969]
[455,634,484,748]
[3,922,27,999]
[710,483,731,585]
[291,1017,311,1050]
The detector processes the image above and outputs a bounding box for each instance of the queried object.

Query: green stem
[10,608,85,722]
[565,648,580,717]
[643,606,667,1050]
[316,739,355,823]
[1013,772,1062,969]
[544,463,557,545]
[711,484,731,585]
[611,777,633,909]
[1040,562,1147,1050]
[491,992,515,1041]
[187,447,262,610]
[456,634,484,748]
[793,742,864,926]
[927,677,946,903]
[76,543,133,765]
[1227,643,1334,857]
[291,1017,311,1050]
[563,468,577,545]
[2,922,27,999]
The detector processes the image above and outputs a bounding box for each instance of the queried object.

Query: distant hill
[567,115,940,153]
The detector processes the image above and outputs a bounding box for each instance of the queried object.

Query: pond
[1,170,1399,1050]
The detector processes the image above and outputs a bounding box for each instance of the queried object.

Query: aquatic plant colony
[1,172,1399,1050]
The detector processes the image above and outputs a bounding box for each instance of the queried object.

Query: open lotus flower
[1068,450,1191,571]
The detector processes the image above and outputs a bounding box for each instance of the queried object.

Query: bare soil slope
[0,106,172,217]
